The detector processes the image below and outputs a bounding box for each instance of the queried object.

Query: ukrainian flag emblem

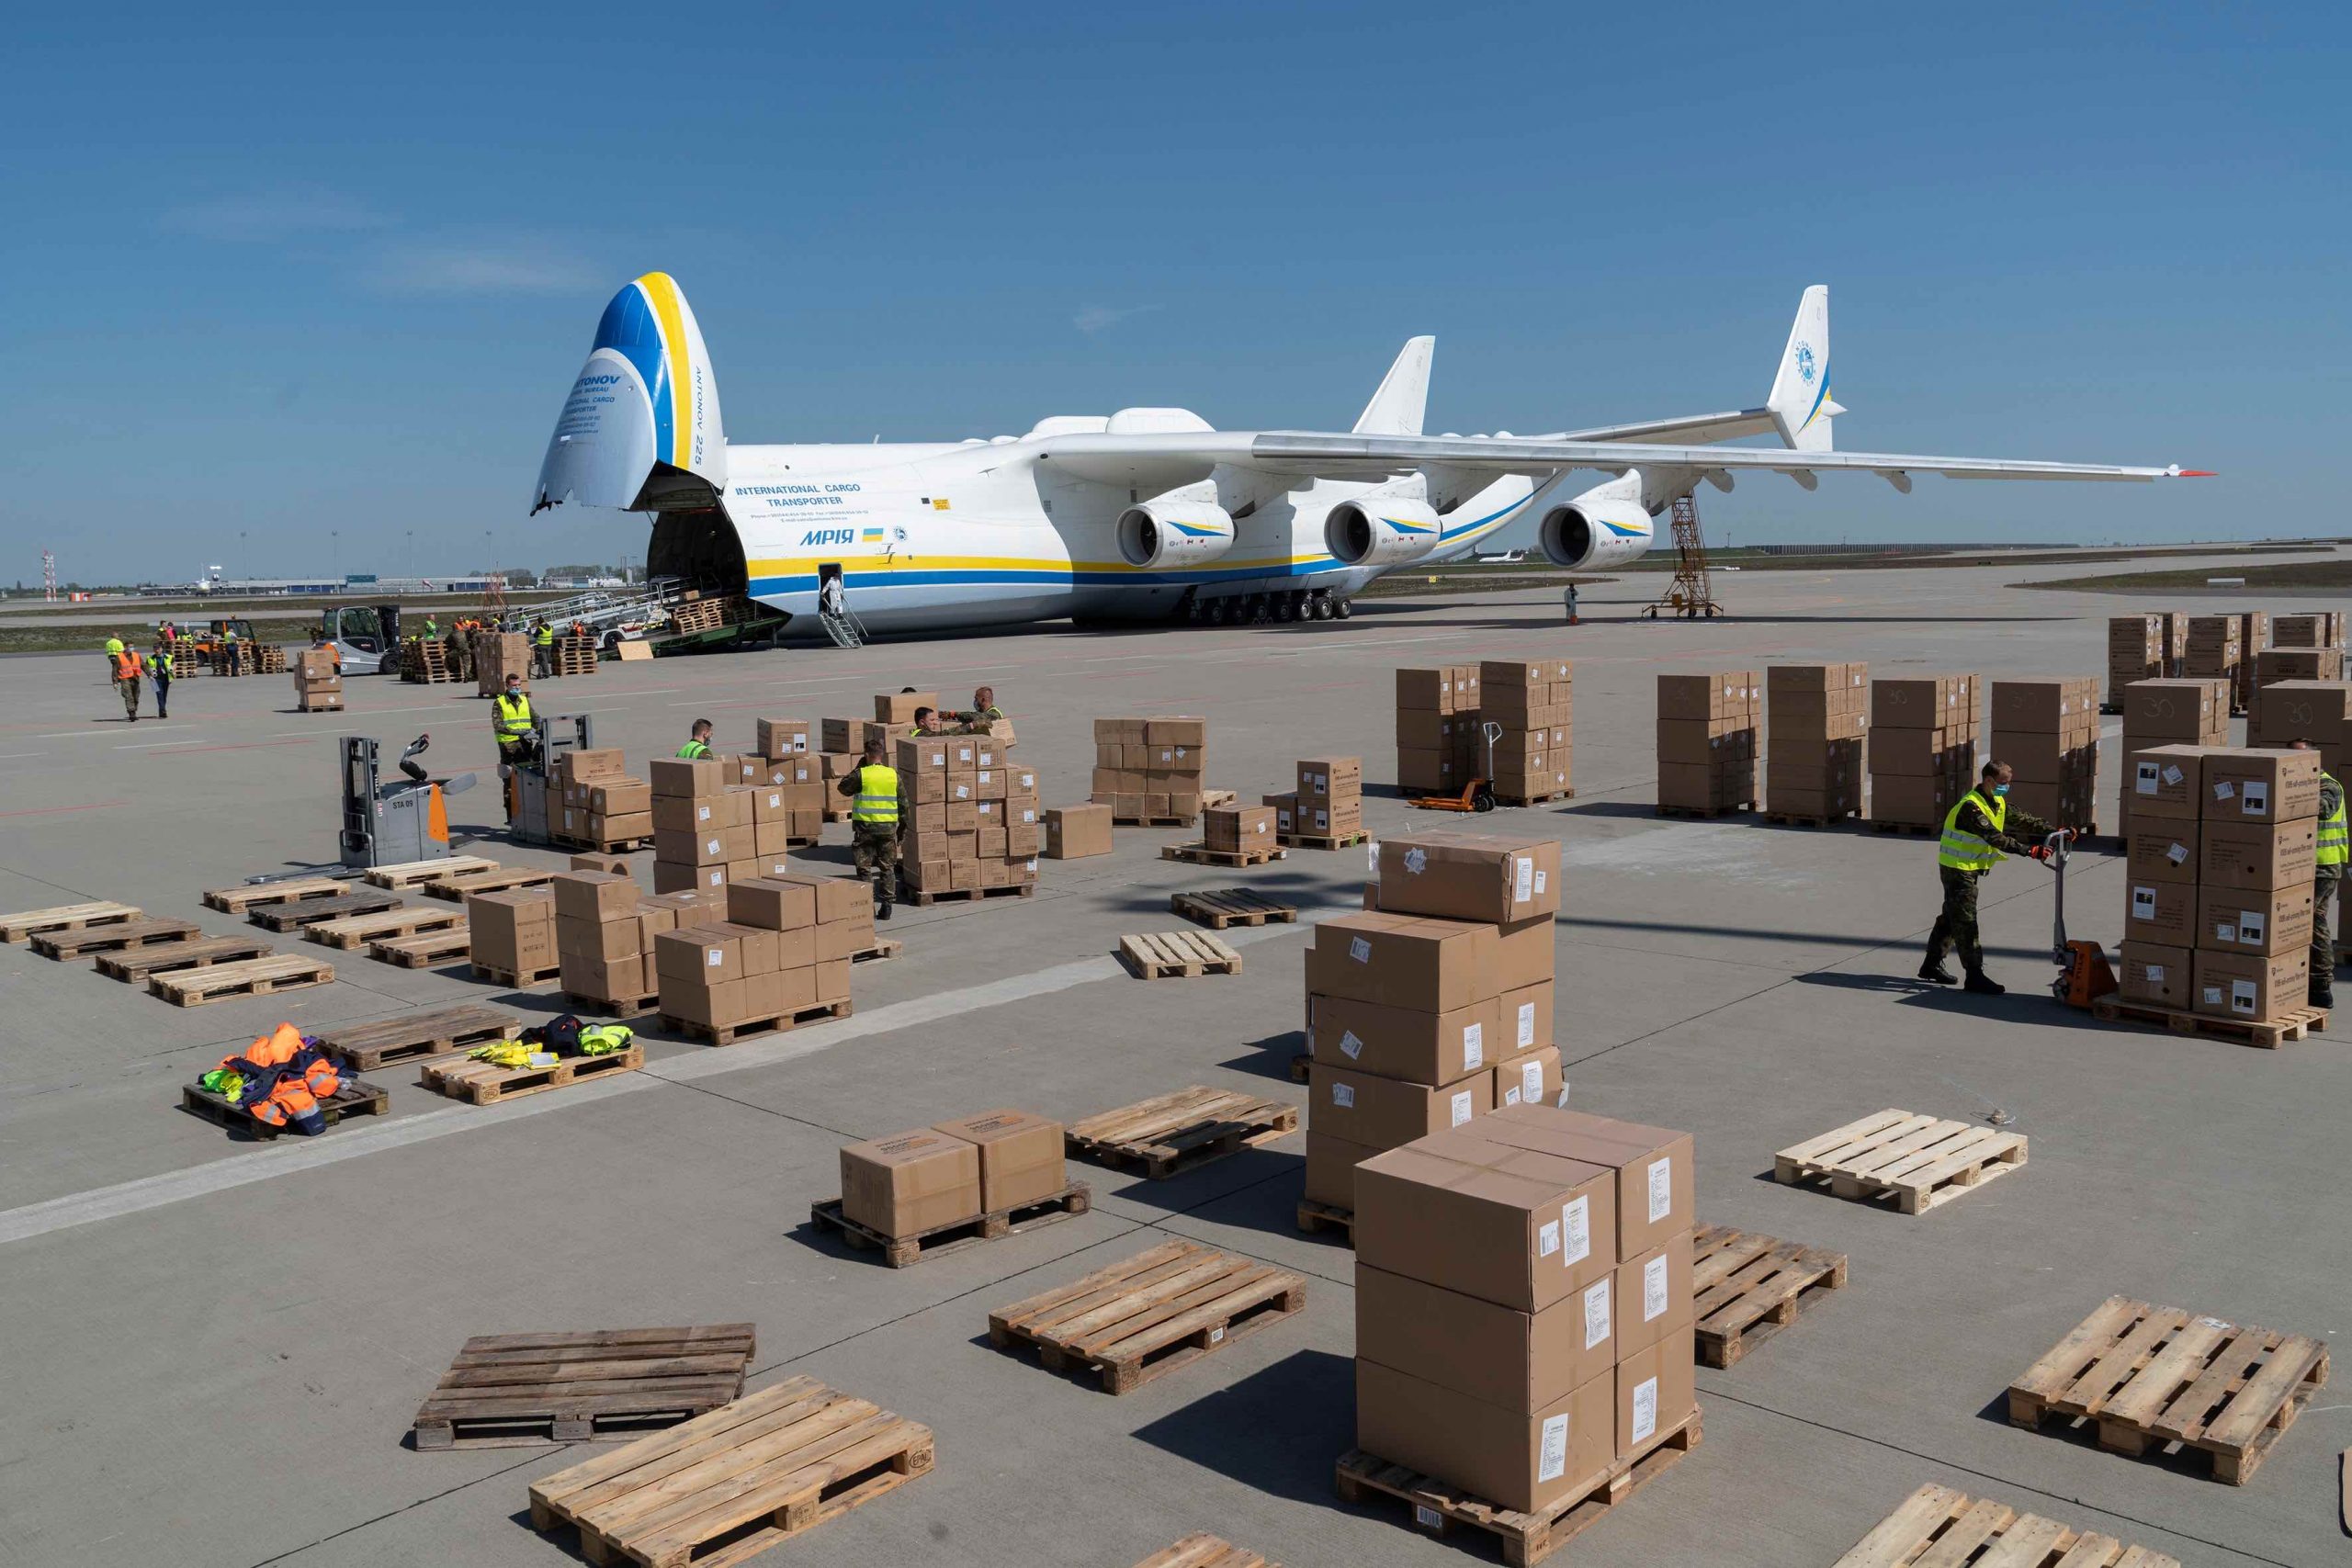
[861,527,884,542]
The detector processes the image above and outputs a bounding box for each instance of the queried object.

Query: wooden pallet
[371,927,474,967]
[1160,842,1287,867]
[1774,1108,2027,1215]
[809,1183,1091,1269]
[1867,819,1939,837]
[365,854,503,889]
[472,958,563,988]
[1131,1534,1280,1568]
[1295,1199,1355,1243]
[527,1376,933,1568]
[424,1044,642,1105]
[1492,787,1576,807]
[414,1324,757,1450]
[850,939,902,964]
[31,916,201,960]
[1287,1052,1310,1084]
[1764,809,1861,829]
[1336,1409,1702,1568]
[1279,829,1369,851]
[552,832,656,854]
[901,882,1038,906]
[181,1077,388,1136]
[314,1003,521,1070]
[426,868,556,900]
[95,935,271,982]
[664,998,852,1046]
[1655,803,1751,820]
[1113,813,1201,828]
[1834,1483,2181,1568]
[0,899,141,944]
[989,1240,1306,1394]
[201,876,349,913]
[564,987,662,1020]
[1118,931,1244,979]
[1199,789,1239,810]
[2007,1295,2330,1484]
[2088,996,2327,1050]
[249,889,402,931]
[1170,888,1298,930]
[152,953,335,1006]
[303,906,464,949]
[1691,1223,1848,1369]
[1067,1087,1298,1179]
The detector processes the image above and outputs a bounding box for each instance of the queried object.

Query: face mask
[1992,784,2009,797]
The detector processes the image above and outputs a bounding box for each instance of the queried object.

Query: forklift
[339,735,478,869]
[319,602,408,675]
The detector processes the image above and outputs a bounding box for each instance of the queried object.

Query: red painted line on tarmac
[0,799,129,818]
[136,737,324,757]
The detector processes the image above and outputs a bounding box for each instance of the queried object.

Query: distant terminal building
[135,575,504,598]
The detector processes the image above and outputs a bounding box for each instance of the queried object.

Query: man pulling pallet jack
[1918,761,2077,998]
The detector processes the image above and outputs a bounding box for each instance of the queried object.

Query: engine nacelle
[1535,478,1657,570]
[1325,497,1442,568]
[1117,500,1236,569]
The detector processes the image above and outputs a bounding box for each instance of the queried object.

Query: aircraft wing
[1554,409,1779,446]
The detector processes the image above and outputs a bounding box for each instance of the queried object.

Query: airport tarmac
[0,555,2343,1568]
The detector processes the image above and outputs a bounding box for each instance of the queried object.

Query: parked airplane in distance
[534,275,2203,636]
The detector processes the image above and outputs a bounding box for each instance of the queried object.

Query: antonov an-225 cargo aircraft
[533,273,2202,635]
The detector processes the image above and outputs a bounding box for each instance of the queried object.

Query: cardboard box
[644,887,727,928]
[1304,1130,1379,1208]
[1204,805,1277,852]
[1495,1045,1564,1110]
[1309,993,1505,1083]
[1312,1063,1494,1150]
[2124,878,2196,943]
[1613,1338,1697,1462]
[650,757,729,797]
[756,717,811,756]
[1460,1106,1693,1263]
[2196,883,2315,956]
[2192,949,2310,1022]
[653,925,745,986]
[2200,819,2319,890]
[1306,914,1494,1013]
[1500,980,1555,1056]
[2124,824,2199,886]
[1356,1264,1614,1412]
[1297,756,1362,800]
[839,1129,982,1238]
[550,871,639,922]
[2122,679,2227,739]
[556,914,643,962]
[1353,1132,1617,1309]
[1657,672,1758,722]
[466,890,555,972]
[559,951,645,1001]
[568,852,633,875]
[2119,941,2190,1010]
[726,877,817,931]
[1354,1359,1615,1514]
[661,976,749,1029]
[931,1109,1064,1212]
[1611,1231,1694,1359]
[1377,833,1561,925]
[875,691,939,724]
[2202,750,2322,824]
[2129,745,2222,819]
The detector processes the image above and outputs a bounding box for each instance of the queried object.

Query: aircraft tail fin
[533,271,728,513]
[1766,285,1840,452]
[1354,335,1435,436]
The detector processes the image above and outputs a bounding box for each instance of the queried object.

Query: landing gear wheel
[1471,784,1497,812]
[1205,600,1228,626]
[1276,595,1299,622]
[1250,596,1272,624]
[1334,597,1354,620]
[1310,593,1335,621]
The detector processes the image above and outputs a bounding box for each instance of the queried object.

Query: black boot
[2311,983,2334,1010]
[1917,958,1958,985]
[876,899,893,921]
[1963,969,2006,996]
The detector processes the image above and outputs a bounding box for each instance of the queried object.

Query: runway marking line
[0,799,130,818]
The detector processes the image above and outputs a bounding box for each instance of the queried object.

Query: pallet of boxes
[1989,678,2101,838]
[2183,615,2245,714]
[2105,615,2165,714]
[649,756,799,900]
[2234,609,2269,714]
[818,710,905,825]
[1091,716,1206,827]
[2115,678,2230,844]
[2251,675,2349,973]
[1297,832,1561,1241]
[1763,663,1866,826]
[1867,675,1976,833]
[2257,613,2345,692]
[1656,671,1759,818]
[1273,757,1363,849]
[1483,658,1575,806]
[2111,742,2324,1045]
[549,749,652,852]
[1340,1100,1699,1562]
[655,874,867,1044]
[1396,666,1483,801]
[730,719,825,850]
[475,631,532,697]
[900,730,1041,904]
[293,646,343,713]
[554,871,726,1018]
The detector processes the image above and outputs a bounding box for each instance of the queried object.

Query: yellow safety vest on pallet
[852,763,900,825]
[2320,773,2347,869]
[493,692,535,740]
[1937,789,2006,873]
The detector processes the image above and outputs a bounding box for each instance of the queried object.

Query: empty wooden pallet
[1774,1108,2026,1214]
[303,906,464,949]
[2007,1295,2330,1484]
[371,926,471,967]
[248,889,401,931]
[0,900,140,944]
[314,1003,520,1070]
[1160,841,1286,868]
[527,1376,933,1568]
[423,1044,642,1105]
[425,868,555,901]
[151,953,334,1006]
[1066,1086,1298,1179]
[413,1324,755,1450]
[1117,931,1243,979]
[94,935,271,982]
[365,853,503,889]
[30,917,201,960]
[201,876,348,913]
[989,1240,1306,1394]
[1691,1224,1848,1369]
[1169,887,1299,930]
[1833,1483,2181,1567]
[1132,1534,1281,1568]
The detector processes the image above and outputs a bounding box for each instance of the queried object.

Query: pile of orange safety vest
[207,1022,342,1133]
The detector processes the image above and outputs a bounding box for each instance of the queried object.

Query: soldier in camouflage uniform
[837,735,909,918]
[1921,761,2063,997]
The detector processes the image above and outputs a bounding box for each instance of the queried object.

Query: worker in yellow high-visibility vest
[836,735,908,919]
[1921,760,2066,997]
[2293,739,2344,1009]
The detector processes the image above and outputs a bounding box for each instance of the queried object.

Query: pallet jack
[341,735,479,870]
[2043,829,2118,1008]
[1408,721,1501,813]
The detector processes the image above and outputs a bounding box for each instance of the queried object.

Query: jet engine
[1324,498,1442,568]
[1534,475,1658,570]
[1116,500,1236,569]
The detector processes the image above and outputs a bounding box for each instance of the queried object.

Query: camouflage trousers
[852,823,902,904]
[1925,865,1984,972]
[2313,874,2340,999]
[117,675,141,719]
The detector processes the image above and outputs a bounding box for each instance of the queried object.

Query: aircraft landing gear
[1204,599,1229,626]
[1333,596,1354,619]
[1309,592,1336,621]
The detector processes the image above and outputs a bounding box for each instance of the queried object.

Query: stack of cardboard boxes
[839,1109,1066,1239]
[2257,645,2346,685]
[2121,746,2319,1023]
[653,874,868,1034]
[2182,616,2245,706]
[729,719,826,844]
[553,871,728,1010]
[2235,611,2269,713]
[1655,671,1760,815]
[2116,678,2230,841]
[1866,676,1977,829]
[1396,667,1484,797]
[468,888,557,982]
[1988,678,2102,835]
[1090,716,1206,824]
[1301,833,1561,1218]
[899,733,1042,897]
[1765,664,1869,822]
[2274,613,2346,653]
[293,647,343,713]
[1044,804,1114,859]
[649,757,797,897]
[2251,678,2350,950]
[1482,659,1573,804]
[1268,757,1363,843]
[2106,615,2166,711]
[1351,1103,1695,1515]
[816,695,925,823]
[2163,611,2190,676]
[473,631,532,697]
[550,749,651,850]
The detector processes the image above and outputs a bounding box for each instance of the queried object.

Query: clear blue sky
[6,2,2345,582]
